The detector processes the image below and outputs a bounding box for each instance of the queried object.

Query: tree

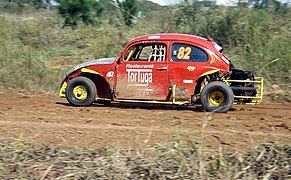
[249,0,282,13]
[173,0,199,34]
[116,0,138,27]
[57,0,104,28]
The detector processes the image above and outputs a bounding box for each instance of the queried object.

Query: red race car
[59,34,263,112]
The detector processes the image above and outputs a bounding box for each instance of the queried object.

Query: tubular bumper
[224,77,264,105]
[59,82,67,98]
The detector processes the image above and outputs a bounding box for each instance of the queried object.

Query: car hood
[66,57,116,76]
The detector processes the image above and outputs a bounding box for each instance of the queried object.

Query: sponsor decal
[134,91,150,97]
[187,66,195,71]
[148,35,160,39]
[133,89,153,97]
[126,64,154,69]
[183,79,194,84]
[106,71,114,78]
[126,64,154,86]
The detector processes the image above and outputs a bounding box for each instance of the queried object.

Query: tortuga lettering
[126,69,153,86]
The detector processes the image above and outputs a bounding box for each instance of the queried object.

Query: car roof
[129,33,210,45]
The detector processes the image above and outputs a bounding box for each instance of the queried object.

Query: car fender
[59,57,117,98]
[59,68,111,98]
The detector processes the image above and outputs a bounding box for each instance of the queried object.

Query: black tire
[200,81,234,112]
[66,77,97,106]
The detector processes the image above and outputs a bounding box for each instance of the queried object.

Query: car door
[116,42,169,100]
[167,42,210,100]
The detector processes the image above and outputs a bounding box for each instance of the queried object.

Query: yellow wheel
[73,85,88,100]
[200,81,234,112]
[208,90,225,107]
[66,77,97,106]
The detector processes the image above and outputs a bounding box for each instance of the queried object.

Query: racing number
[177,47,191,60]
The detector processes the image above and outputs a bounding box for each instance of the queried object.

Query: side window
[172,43,208,62]
[124,43,166,62]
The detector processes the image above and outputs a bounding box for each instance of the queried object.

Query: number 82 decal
[177,47,191,60]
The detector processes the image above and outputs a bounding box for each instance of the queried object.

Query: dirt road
[0,90,290,152]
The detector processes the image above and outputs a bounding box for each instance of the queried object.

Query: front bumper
[224,77,264,105]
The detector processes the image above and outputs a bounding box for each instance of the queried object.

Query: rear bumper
[59,81,67,98]
[224,77,264,105]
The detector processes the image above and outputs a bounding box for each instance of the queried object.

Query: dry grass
[0,138,289,179]
[0,8,290,99]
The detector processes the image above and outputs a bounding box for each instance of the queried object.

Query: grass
[0,8,290,100]
[0,137,289,179]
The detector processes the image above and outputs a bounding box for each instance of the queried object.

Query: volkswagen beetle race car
[59,34,263,112]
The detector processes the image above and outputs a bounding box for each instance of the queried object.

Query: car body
[59,34,263,112]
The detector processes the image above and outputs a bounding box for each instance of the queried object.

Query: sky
[149,0,290,6]
[148,0,236,6]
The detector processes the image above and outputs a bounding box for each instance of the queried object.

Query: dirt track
[0,90,290,152]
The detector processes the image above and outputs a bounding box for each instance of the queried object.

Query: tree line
[0,0,139,27]
[1,0,288,28]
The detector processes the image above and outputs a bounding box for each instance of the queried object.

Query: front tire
[66,77,97,106]
[200,81,234,112]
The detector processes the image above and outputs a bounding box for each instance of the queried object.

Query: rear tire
[200,81,234,112]
[66,77,97,106]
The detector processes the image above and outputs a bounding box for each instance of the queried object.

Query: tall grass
[0,12,124,91]
[0,7,290,97]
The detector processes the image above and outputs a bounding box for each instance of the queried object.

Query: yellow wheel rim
[73,85,88,100]
[209,90,225,107]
